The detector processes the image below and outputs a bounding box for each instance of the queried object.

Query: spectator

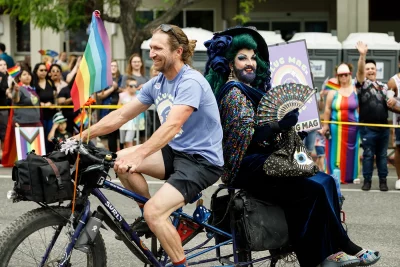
[32,63,57,152]
[55,52,69,72]
[355,41,392,191]
[0,43,15,68]
[320,63,360,184]
[121,53,148,88]
[66,56,81,84]
[0,70,8,152]
[96,60,122,152]
[0,59,7,74]
[47,111,71,143]
[149,64,160,78]
[387,72,400,190]
[48,64,68,94]
[57,74,79,136]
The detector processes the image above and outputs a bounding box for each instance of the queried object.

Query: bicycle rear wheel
[0,206,107,267]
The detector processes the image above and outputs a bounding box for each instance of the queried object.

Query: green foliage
[233,0,267,24]
[0,0,93,32]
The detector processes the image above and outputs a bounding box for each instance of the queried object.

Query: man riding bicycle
[77,24,224,267]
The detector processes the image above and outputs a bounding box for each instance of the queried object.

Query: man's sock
[138,203,144,216]
[173,257,188,266]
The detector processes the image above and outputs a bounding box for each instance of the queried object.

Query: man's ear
[176,46,183,58]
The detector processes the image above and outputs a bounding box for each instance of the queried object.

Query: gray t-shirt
[138,65,223,166]
[13,86,41,124]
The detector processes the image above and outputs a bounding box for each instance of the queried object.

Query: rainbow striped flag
[71,10,112,111]
[74,112,89,127]
[7,65,21,78]
[324,80,340,90]
[38,49,59,57]
[15,127,46,160]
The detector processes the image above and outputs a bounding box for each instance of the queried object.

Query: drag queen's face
[232,48,257,84]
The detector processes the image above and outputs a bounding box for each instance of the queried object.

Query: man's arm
[79,97,150,141]
[135,104,194,159]
[356,41,368,83]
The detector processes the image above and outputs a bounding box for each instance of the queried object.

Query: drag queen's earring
[228,68,234,81]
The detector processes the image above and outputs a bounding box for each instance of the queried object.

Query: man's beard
[233,65,256,84]
[154,57,174,74]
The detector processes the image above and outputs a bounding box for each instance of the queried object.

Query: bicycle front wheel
[0,206,107,267]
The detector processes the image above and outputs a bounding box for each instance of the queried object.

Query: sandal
[355,249,381,266]
[321,251,360,267]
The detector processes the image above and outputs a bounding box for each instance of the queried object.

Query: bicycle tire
[0,206,107,267]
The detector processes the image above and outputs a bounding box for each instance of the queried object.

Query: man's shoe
[395,179,400,190]
[379,181,388,191]
[115,217,152,241]
[361,181,371,191]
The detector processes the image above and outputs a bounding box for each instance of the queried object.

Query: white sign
[376,62,384,80]
[310,60,326,78]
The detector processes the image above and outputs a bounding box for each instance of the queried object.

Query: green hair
[205,33,270,95]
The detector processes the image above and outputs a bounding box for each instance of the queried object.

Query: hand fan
[256,83,315,126]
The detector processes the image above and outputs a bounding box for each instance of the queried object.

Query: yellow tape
[320,120,400,128]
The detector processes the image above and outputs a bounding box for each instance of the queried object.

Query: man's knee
[143,200,163,230]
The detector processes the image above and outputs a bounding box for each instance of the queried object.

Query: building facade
[0,0,397,70]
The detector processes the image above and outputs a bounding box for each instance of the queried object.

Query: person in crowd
[56,52,69,72]
[76,24,223,267]
[96,59,122,152]
[205,26,380,267]
[121,53,148,88]
[31,63,57,152]
[0,43,15,68]
[149,64,161,132]
[117,77,145,148]
[48,63,68,94]
[315,130,326,171]
[47,111,71,143]
[320,63,360,184]
[0,58,7,74]
[57,73,80,136]
[0,68,9,152]
[149,64,160,78]
[66,56,81,84]
[355,41,394,191]
[387,72,400,190]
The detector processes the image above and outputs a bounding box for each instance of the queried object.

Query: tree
[0,0,264,58]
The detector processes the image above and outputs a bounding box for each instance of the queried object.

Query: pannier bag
[231,191,289,251]
[12,151,73,204]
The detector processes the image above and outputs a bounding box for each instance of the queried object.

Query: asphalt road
[0,167,399,267]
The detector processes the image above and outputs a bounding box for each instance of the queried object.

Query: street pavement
[0,166,399,267]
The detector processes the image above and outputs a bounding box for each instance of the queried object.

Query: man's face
[149,32,177,73]
[0,60,7,73]
[232,48,257,84]
[365,63,377,81]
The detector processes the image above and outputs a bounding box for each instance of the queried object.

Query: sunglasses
[338,73,350,77]
[159,24,181,43]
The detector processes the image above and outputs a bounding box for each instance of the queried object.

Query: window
[186,11,213,31]
[69,25,88,52]
[305,21,327,32]
[137,11,157,28]
[16,20,30,52]
[272,22,300,41]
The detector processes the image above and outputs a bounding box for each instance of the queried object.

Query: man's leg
[360,127,375,190]
[144,183,186,264]
[376,128,389,191]
[117,145,165,200]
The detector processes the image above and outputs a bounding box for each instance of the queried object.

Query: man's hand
[356,41,368,55]
[114,147,146,174]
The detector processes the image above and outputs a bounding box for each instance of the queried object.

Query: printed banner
[268,40,321,132]
[15,127,46,160]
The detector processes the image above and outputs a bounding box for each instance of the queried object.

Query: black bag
[231,191,289,251]
[12,151,73,204]
[263,128,319,178]
[208,188,232,244]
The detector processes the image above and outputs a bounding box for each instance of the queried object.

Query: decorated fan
[256,83,315,125]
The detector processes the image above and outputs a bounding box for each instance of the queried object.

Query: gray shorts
[119,130,135,144]
[161,145,223,204]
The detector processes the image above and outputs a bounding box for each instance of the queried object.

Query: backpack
[12,151,73,204]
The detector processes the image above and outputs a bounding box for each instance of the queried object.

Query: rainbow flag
[74,112,89,127]
[324,80,340,90]
[71,10,112,111]
[15,127,46,160]
[38,49,59,57]
[7,65,21,78]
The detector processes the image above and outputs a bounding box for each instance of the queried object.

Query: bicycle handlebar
[76,144,115,169]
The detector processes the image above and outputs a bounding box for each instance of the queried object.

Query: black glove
[277,108,299,131]
[298,131,308,140]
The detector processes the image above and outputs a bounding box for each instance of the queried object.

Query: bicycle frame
[49,178,274,267]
